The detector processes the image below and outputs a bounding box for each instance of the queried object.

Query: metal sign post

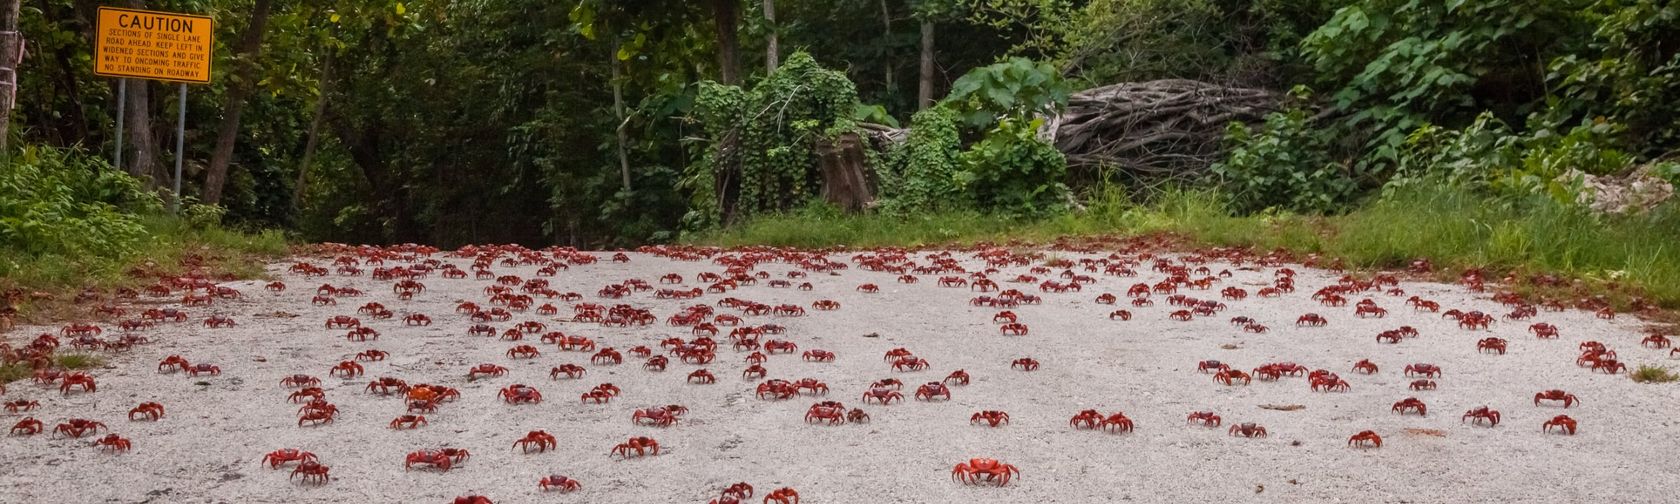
[173,83,185,212]
[93,7,213,213]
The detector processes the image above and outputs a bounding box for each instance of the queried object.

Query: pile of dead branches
[1047,79,1283,178]
[861,79,1286,180]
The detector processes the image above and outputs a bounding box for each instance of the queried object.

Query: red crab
[328,361,363,377]
[1542,415,1577,435]
[1186,411,1221,427]
[1070,409,1104,429]
[610,436,660,458]
[540,474,582,492]
[1348,430,1382,448]
[389,415,428,430]
[550,364,586,380]
[1403,363,1441,378]
[280,374,320,388]
[1462,406,1500,427]
[861,388,903,404]
[1296,313,1327,326]
[514,430,559,452]
[1011,358,1039,371]
[186,363,221,376]
[498,384,543,404]
[405,450,455,472]
[1228,423,1267,438]
[970,410,1010,427]
[1353,359,1379,374]
[1391,397,1427,416]
[687,369,716,384]
[1196,360,1230,373]
[60,373,97,395]
[1213,369,1250,386]
[128,402,165,421]
[53,418,107,438]
[468,363,508,380]
[951,458,1019,486]
[1533,390,1579,408]
[915,382,952,401]
[11,417,44,435]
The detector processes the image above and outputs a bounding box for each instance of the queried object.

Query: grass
[54,353,106,370]
[689,185,1680,309]
[0,363,28,383]
[0,214,289,322]
[1630,365,1679,384]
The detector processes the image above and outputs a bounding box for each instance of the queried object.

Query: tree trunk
[201,0,273,205]
[610,35,631,192]
[124,79,161,184]
[762,0,777,73]
[880,0,893,93]
[711,0,741,85]
[0,0,22,150]
[817,131,876,212]
[292,50,331,209]
[918,20,934,110]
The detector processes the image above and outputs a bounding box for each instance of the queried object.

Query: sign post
[93,7,212,212]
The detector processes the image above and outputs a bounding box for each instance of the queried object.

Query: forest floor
[3,245,1679,503]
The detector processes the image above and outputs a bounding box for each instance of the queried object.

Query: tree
[201,0,274,205]
[911,0,958,110]
[762,0,778,73]
[711,0,741,84]
[0,0,20,149]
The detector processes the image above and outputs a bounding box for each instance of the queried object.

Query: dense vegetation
[6,0,1680,306]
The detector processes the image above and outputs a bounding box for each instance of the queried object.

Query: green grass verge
[0,214,289,321]
[689,186,1680,308]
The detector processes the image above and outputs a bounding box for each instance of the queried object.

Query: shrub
[1210,106,1357,214]
[956,118,1069,216]
[0,146,155,258]
[880,107,964,214]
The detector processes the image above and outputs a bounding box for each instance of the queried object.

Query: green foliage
[956,118,1069,215]
[1544,0,1680,157]
[685,82,750,230]
[942,58,1070,128]
[1300,0,1585,171]
[852,104,900,128]
[0,144,287,314]
[1393,112,1637,207]
[880,107,964,213]
[691,52,867,222]
[0,146,155,258]
[1210,107,1358,214]
[1056,0,1231,83]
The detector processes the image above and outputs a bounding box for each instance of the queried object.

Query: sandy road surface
[3,247,1679,504]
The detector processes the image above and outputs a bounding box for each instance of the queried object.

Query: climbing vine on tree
[880,107,964,213]
[691,52,867,223]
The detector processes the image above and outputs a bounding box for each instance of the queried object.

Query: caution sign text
[94,7,214,83]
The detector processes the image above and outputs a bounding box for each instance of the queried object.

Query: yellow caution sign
[94,7,214,83]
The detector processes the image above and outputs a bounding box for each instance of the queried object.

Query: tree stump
[817,132,876,212]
